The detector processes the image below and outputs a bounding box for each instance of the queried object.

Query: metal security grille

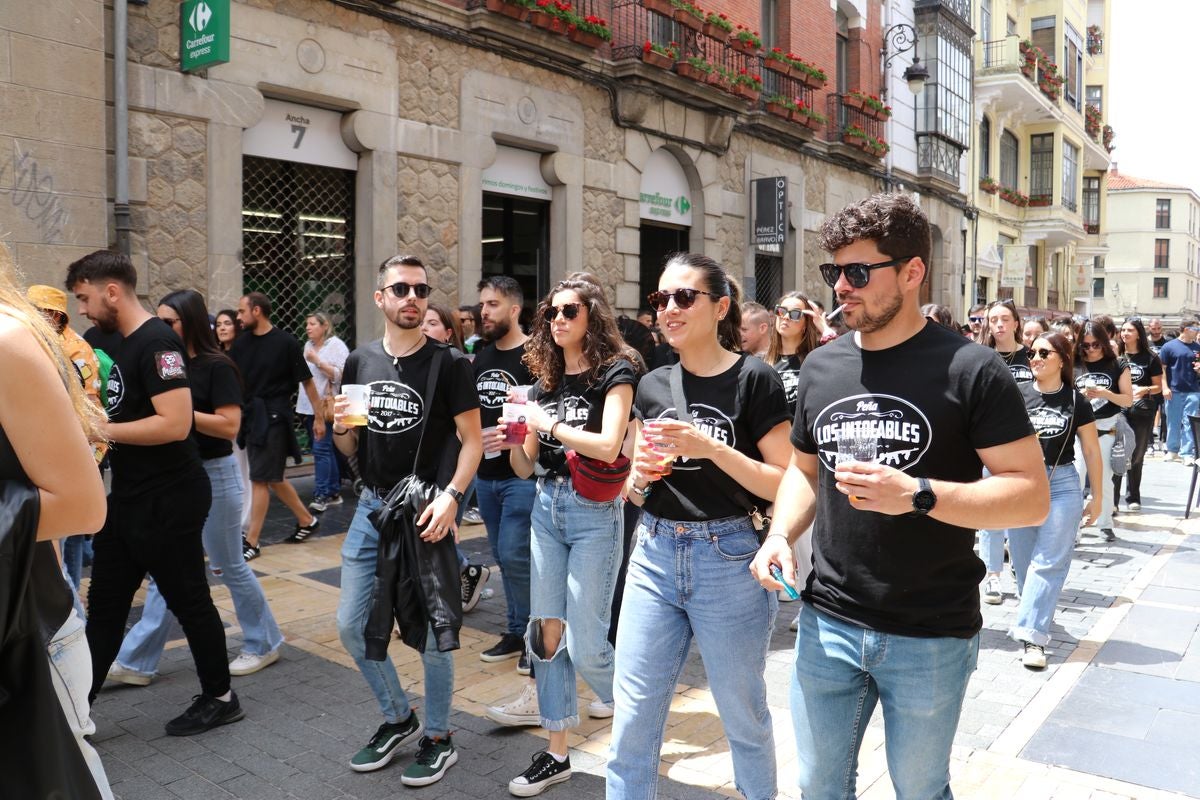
[754,249,784,307]
[241,156,356,347]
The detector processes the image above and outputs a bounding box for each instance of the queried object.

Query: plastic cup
[656,451,676,476]
[342,384,370,427]
[509,385,533,404]
[836,433,877,465]
[501,403,528,445]
[483,426,502,459]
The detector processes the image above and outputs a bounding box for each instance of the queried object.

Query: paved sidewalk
[88,456,1200,799]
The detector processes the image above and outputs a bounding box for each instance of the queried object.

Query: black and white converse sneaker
[508,750,571,796]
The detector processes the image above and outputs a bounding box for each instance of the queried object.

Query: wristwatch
[441,486,465,504]
[911,477,936,515]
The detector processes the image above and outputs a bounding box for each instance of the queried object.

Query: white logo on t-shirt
[476,369,517,409]
[1075,371,1114,411]
[653,405,736,471]
[1009,363,1034,383]
[537,394,587,448]
[779,368,801,406]
[1128,362,1146,383]
[1029,406,1070,439]
[366,380,424,434]
[106,363,125,414]
[811,393,932,473]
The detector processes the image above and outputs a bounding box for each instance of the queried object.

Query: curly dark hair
[818,193,932,267]
[523,279,639,393]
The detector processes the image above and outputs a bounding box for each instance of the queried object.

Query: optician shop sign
[242,99,358,171]
[639,149,692,226]
[180,0,230,73]
[751,176,787,246]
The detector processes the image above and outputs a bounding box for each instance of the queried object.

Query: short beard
[482,317,511,343]
[387,305,422,330]
[848,292,903,334]
[92,301,120,333]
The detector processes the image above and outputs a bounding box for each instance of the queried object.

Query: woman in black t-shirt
[1074,321,1133,541]
[1008,333,1103,669]
[1115,318,1163,510]
[111,291,283,680]
[609,254,793,800]
[766,291,822,417]
[499,279,637,795]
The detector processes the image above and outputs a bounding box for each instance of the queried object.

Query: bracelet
[550,421,561,439]
[630,483,652,498]
[334,427,352,436]
[764,532,790,544]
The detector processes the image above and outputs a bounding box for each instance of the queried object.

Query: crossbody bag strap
[409,346,446,479]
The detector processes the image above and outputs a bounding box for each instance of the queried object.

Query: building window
[1000,130,1018,189]
[1092,277,1104,298]
[980,0,991,40]
[914,15,973,148]
[1083,177,1100,232]
[1086,85,1103,113]
[1155,238,1170,269]
[835,11,849,96]
[1154,277,1169,298]
[1007,16,1017,35]
[1064,23,1083,111]
[1062,140,1079,211]
[1156,199,1172,229]
[761,0,778,48]
[1030,134,1054,203]
[1031,16,1056,65]
[979,116,991,178]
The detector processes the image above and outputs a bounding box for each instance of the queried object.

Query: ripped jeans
[528,476,622,730]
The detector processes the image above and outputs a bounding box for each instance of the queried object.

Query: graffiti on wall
[0,146,70,244]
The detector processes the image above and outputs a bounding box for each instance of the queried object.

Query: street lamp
[881,23,929,98]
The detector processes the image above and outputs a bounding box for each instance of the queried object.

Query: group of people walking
[9,191,1184,800]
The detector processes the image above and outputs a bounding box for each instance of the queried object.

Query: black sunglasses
[1031,348,1057,360]
[384,281,432,299]
[818,257,914,289]
[968,316,985,323]
[542,303,583,323]
[646,288,720,312]
[775,306,807,321]
[1080,341,1103,350]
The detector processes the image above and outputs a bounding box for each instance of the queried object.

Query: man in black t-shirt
[470,277,538,673]
[66,250,240,737]
[750,195,1049,800]
[330,255,481,784]
[231,293,323,558]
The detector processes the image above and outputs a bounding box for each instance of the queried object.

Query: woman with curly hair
[494,279,638,796]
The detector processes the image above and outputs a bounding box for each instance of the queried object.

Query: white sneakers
[982,575,1003,605]
[586,699,614,719]
[1021,641,1047,669]
[229,648,280,676]
[487,683,541,727]
[106,663,152,687]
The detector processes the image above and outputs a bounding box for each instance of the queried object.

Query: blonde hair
[0,243,107,445]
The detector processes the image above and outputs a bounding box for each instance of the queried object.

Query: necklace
[999,349,1020,365]
[383,334,425,363]
[1037,382,1064,395]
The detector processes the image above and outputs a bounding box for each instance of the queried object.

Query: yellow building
[1091,170,1200,325]
[968,0,1111,316]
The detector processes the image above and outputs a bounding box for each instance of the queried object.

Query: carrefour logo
[189,1,213,32]
[675,196,691,215]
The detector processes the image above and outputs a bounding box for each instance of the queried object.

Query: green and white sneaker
[349,713,422,772]
[400,735,458,786]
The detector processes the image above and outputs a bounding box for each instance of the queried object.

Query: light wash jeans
[1009,464,1082,646]
[1075,416,1117,529]
[49,607,114,799]
[1164,391,1200,457]
[608,513,778,800]
[476,476,536,636]
[302,413,340,497]
[336,490,454,735]
[528,475,622,731]
[115,455,283,675]
[978,529,1006,574]
[790,604,978,800]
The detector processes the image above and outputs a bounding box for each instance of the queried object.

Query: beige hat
[27,284,69,319]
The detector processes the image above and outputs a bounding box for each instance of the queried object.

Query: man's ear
[903,257,928,292]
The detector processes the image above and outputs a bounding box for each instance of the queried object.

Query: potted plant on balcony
[1029,194,1052,207]
[732,69,763,102]
[707,64,733,91]
[676,54,714,81]
[979,176,999,195]
[842,90,866,111]
[842,124,870,150]
[790,56,827,89]
[999,186,1030,207]
[565,13,611,48]
[529,0,571,33]
[670,0,705,32]
[642,40,678,69]
[1018,40,1040,78]
[792,101,825,131]
[485,0,533,22]
[1037,63,1063,102]
[703,11,732,42]
[870,137,890,158]
[1103,124,1115,153]
[1087,25,1103,55]
[642,0,675,18]
[854,91,890,120]
[1085,104,1102,140]
[764,93,795,118]
[731,26,762,55]
[764,48,792,77]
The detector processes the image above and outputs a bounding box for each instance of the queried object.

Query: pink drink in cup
[502,402,528,445]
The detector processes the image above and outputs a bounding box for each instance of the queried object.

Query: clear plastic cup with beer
[342,384,371,427]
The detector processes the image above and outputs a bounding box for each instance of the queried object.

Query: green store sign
[180,0,230,73]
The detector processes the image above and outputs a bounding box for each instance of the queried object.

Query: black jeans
[1114,412,1156,505]
[86,470,230,701]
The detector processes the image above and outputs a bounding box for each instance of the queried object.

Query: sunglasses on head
[646,288,720,312]
[818,257,914,289]
[1031,347,1057,360]
[775,306,807,321]
[384,281,432,299]
[542,303,583,323]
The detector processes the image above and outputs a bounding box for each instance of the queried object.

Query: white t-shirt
[296,335,350,414]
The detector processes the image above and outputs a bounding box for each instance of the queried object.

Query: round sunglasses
[542,302,583,323]
[646,288,720,312]
[383,281,432,299]
[818,257,915,289]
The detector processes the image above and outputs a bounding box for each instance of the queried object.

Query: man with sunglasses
[1157,318,1200,463]
[331,254,482,784]
[751,193,1049,800]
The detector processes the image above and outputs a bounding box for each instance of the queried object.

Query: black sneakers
[508,750,572,796]
[481,633,525,662]
[286,516,320,543]
[165,692,245,736]
[461,564,491,612]
[242,536,261,562]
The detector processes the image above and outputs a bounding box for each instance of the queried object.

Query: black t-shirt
[1074,358,1129,420]
[188,355,242,460]
[106,318,202,497]
[530,359,638,475]
[636,356,791,521]
[997,347,1033,384]
[1022,382,1094,466]
[473,341,534,481]
[230,327,310,413]
[83,325,123,358]
[773,354,805,415]
[790,322,1034,639]
[342,339,478,490]
[1149,336,1169,356]
[1125,349,1164,415]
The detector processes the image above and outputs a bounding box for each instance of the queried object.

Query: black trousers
[1114,412,1157,505]
[86,469,230,701]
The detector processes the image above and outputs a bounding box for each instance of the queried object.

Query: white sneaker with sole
[586,699,614,719]
[107,663,152,687]
[1129,501,1141,511]
[982,575,1003,605]
[1021,641,1047,669]
[229,649,280,676]
[486,683,540,727]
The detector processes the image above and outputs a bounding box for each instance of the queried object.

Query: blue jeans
[337,491,454,736]
[1008,464,1082,646]
[977,529,1005,574]
[62,535,87,590]
[302,414,340,497]
[50,607,114,799]
[116,455,283,674]
[476,476,536,636]
[528,476,621,730]
[1164,391,1200,457]
[608,513,778,800]
[791,604,978,800]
